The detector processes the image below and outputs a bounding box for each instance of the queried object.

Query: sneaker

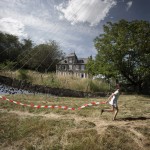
[101,109,104,115]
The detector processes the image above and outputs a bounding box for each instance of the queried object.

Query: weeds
[0,70,110,92]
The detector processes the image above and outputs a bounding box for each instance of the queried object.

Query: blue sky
[0,0,150,58]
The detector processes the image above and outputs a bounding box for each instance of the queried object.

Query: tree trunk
[137,82,143,94]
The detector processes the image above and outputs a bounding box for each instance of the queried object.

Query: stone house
[56,52,89,78]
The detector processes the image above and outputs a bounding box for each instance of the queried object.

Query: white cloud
[0,17,27,38]
[126,1,133,11]
[0,0,102,57]
[56,0,117,26]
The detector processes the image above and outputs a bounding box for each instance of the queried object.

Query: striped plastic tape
[0,95,75,110]
[0,95,106,110]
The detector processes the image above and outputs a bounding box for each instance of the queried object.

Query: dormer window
[78,60,84,63]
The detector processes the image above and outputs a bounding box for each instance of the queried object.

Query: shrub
[18,70,30,81]
[0,61,16,71]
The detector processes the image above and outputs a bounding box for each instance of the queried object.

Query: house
[56,52,89,78]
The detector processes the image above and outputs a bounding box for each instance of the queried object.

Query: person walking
[101,84,120,121]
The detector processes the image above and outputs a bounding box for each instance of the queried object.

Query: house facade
[56,52,89,78]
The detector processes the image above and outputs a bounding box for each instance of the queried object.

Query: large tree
[0,32,22,62]
[17,38,33,68]
[90,20,150,93]
[21,41,64,72]
[0,32,64,72]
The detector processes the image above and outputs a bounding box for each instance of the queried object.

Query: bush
[0,61,16,71]
[18,70,30,81]
[88,79,110,92]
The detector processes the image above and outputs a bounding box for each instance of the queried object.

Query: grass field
[0,94,150,150]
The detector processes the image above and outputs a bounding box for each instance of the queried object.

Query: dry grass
[0,70,110,92]
[0,94,150,150]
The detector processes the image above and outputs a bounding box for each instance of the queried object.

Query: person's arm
[106,93,114,103]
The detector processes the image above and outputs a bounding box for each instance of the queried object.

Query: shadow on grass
[118,117,150,121]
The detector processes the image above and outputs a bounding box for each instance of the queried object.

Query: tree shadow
[117,117,150,121]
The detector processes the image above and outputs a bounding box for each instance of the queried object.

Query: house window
[75,65,79,70]
[69,65,72,70]
[57,65,61,70]
[62,65,66,70]
[81,65,85,70]
[68,58,72,63]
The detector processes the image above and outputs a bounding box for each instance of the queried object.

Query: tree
[93,20,150,93]
[17,38,33,68]
[25,41,64,72]
[86,56,97,76]
[0,32,64,72]
[0,32,22,63]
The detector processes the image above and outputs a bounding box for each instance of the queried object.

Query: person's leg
[113,107,119,120]
[101,105,114,115]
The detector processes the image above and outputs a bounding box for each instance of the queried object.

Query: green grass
[0,94,150,150]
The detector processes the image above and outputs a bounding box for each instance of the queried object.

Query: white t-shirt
[109,89,119,107]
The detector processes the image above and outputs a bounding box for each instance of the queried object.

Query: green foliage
[89,80,99,92]
[0,32,64,72]
[93,20,150,93]
[18,41,64,72]
[17,38,33,67]
[86,56,97,76]
[0,32,22,62]
[0,60,16,70]
[18,69,30,81]
[44,73,61,87]
[88,79,110,92]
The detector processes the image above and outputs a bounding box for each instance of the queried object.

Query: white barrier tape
[0,96,75,110]
[0,95,105,111]
[78,101,106,110]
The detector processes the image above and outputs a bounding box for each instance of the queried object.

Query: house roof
[67,52,76,57]
[77,58,88,64]
[57,52,89,65]
[57,59,68,64]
